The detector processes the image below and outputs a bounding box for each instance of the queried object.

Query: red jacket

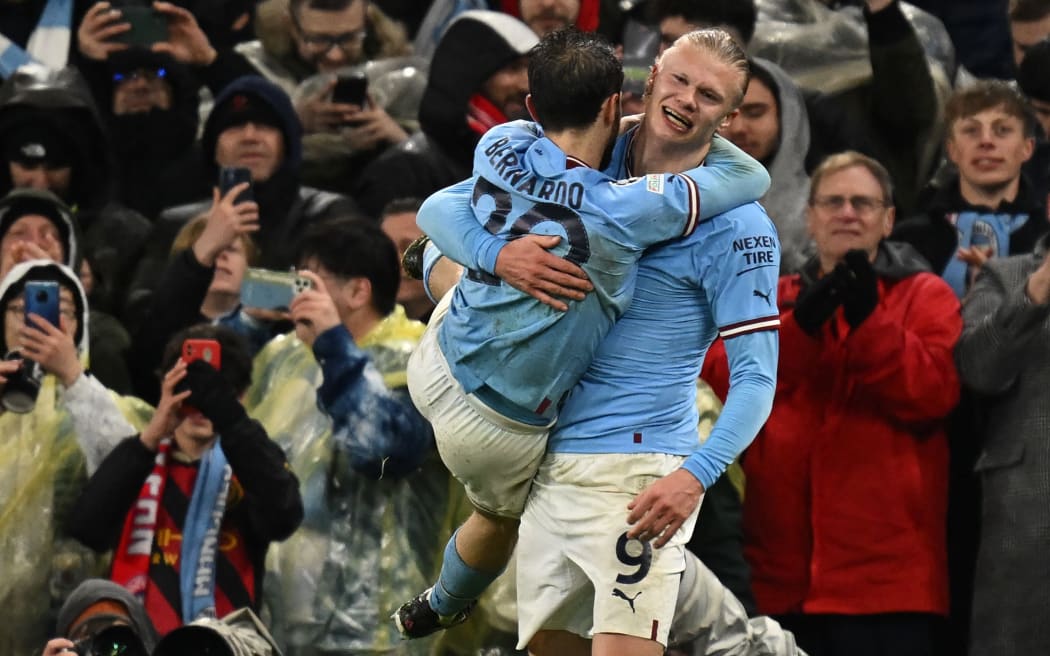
[702,248,960,616]
[499,0,600,31]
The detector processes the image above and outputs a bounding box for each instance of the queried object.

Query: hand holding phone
[177,338,220,418]
[240,268,313,311]
[289,269,341,347]
[218,166,254,205]
[176,338,248,431]
[182,338,222,371]
[332,72,369,108]
[112,6,169,48]
[24,281,60,330]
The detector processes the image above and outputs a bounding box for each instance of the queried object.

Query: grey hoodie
[55,578,159,652]
[749,57,814,275]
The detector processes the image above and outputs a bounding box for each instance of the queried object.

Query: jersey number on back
[467,177,592,284]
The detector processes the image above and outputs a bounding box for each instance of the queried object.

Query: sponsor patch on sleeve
[645,174,665,195]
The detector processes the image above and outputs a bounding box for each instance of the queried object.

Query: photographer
[0,187,134,393]
[0,260,153,655]
[41,578,158,656]
[126,75,357,330]
[246,218,451,653]
[68,325,304,635]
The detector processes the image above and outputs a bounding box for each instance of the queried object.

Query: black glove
[841,249,879,327]
[176,360,247,433]
[793,264,851,335]
[401,235,430,280]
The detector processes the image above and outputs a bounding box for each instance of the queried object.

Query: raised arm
[416,179,503,273]
[956,256,1050,395]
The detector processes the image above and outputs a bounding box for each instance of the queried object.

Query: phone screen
[113,7,168,48]
[218,166,254,204]
[332,73,369,107]
[24,281,60,329]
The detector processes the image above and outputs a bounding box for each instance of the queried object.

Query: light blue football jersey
[549,200,782,488]
[421,121,770,422]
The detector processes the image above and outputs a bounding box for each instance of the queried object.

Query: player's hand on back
[494,235,593,312]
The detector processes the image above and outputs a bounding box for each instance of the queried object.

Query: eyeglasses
[290,11,367,54]
[112,67,167,84]
[5,304,77,321]
[811,195,887,214]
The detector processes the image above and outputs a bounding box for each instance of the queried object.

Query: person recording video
[40,578,157,656]
[0,259,155,654]
[67,324,304,636]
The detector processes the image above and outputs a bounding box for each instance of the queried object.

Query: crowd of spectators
[1,0,1048,655]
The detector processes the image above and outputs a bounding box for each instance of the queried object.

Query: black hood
[105,49,200,161]
[419,10,536,165]
[201,75,303,181]
[0,67,112,212]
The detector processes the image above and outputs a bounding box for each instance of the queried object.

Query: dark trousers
[773,613,942,656]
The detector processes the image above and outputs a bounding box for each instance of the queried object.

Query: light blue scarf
[179,441,232,623]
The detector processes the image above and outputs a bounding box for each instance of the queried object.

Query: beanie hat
[202,76,302,173]
[0,188,78,267]
[1,113,77,167]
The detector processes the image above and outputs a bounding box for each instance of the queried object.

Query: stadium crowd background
[1,0,1048,655]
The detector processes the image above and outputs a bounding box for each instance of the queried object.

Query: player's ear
[719,109,739,131]
[525,94,539,122]
[603,93,621,126]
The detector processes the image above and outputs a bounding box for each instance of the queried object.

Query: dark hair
[944,79,1036,138]
[295,217,400,317]
[1017,38,1050,102]
[1010,0,1050,22]
[160,324,253,396]
[381,197,423,218]
[527,29,623,133]
[746,58,780,108]
[648,0,757,45]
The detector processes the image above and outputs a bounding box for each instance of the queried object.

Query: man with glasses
[281,0,421,202]
[703,150,961,656]
[241,0,412,147]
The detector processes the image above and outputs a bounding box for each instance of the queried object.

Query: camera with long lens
[71,625,148,656]
[0,350,43,413]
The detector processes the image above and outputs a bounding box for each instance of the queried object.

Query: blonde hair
[664,28,750,107]
[171,214,260,265]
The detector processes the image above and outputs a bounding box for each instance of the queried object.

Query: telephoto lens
[74,624,148,656]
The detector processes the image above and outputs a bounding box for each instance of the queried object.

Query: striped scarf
[0,0,73,77]
[111,438,232,624]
